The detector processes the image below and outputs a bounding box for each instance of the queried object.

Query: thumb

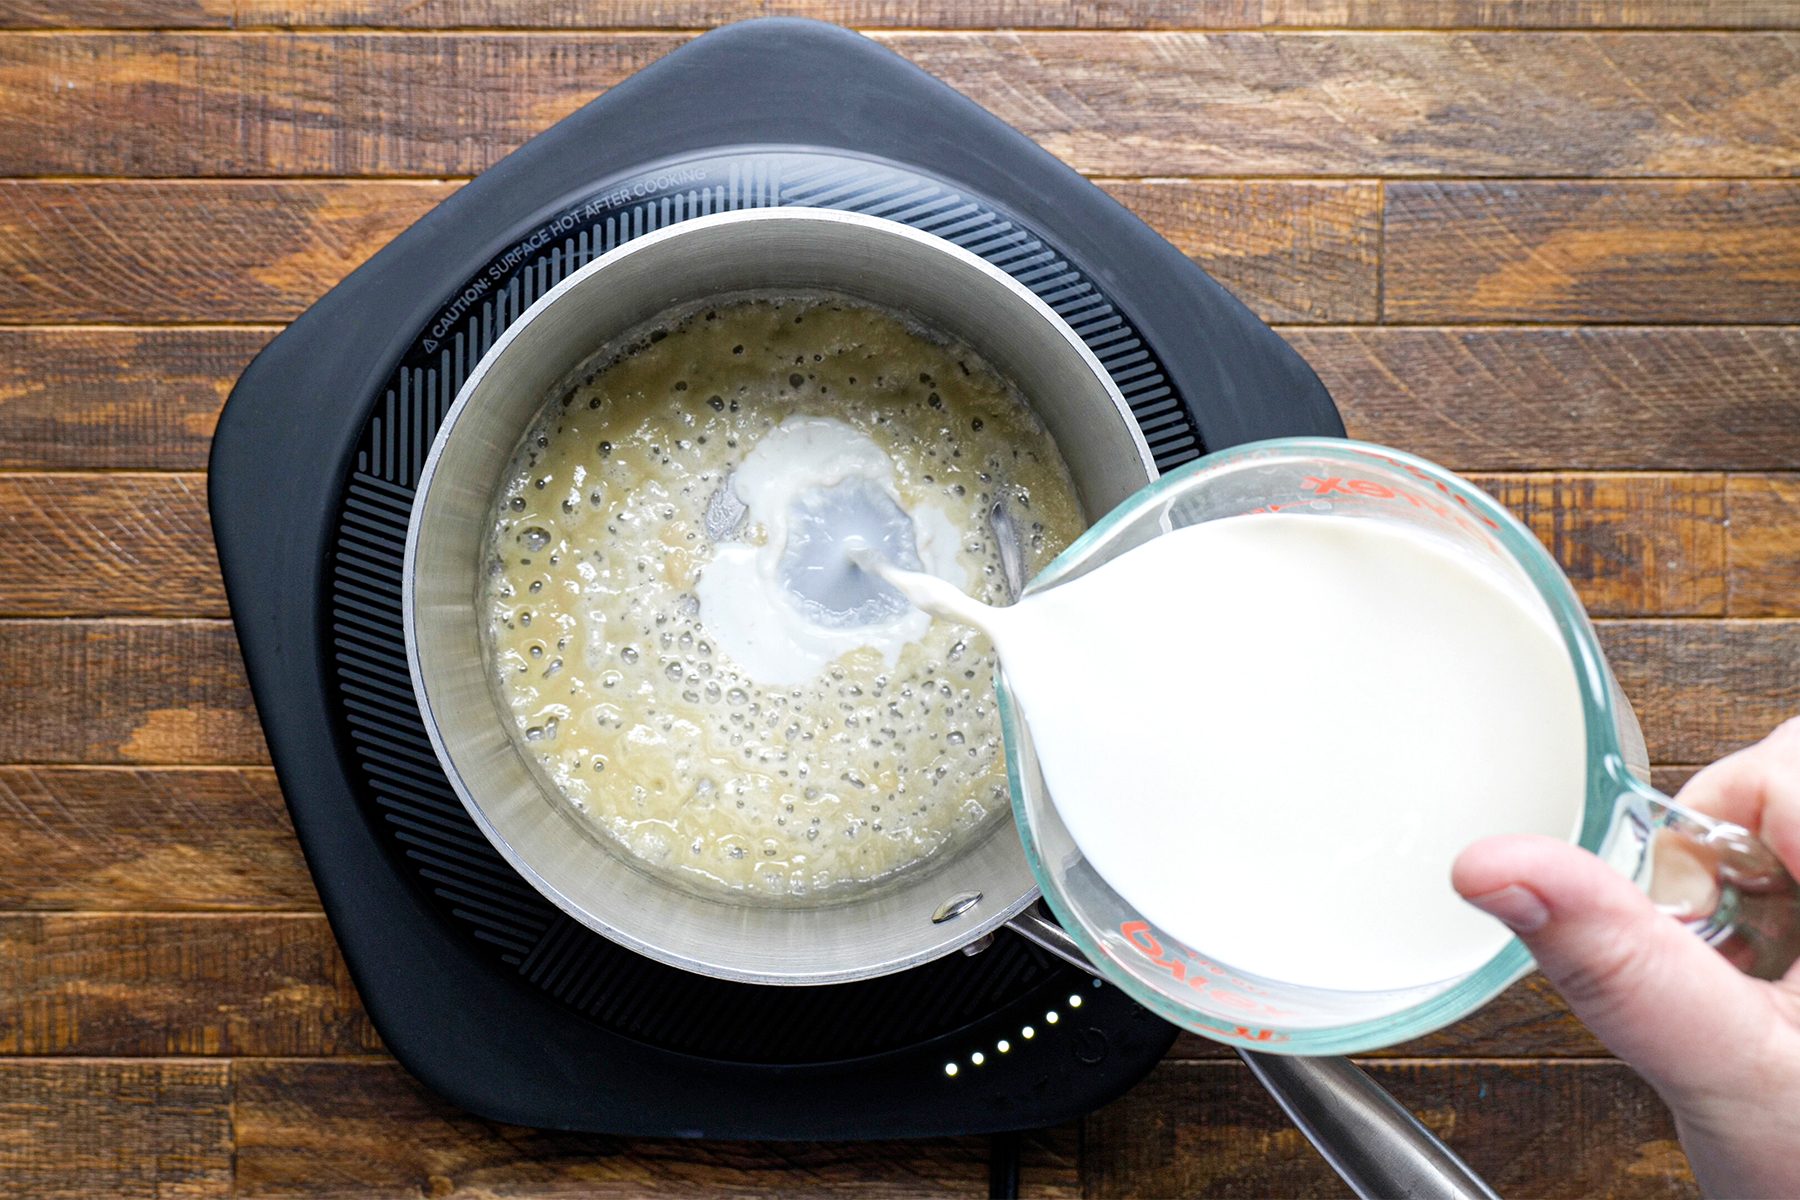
[1453,833,1769,1097]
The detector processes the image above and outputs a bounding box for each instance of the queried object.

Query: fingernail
[1464,885,1550,934]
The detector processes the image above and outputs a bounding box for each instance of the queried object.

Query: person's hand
[1453,718,1800,1199]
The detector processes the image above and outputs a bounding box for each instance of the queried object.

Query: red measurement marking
[1298,473,1499,533]
[1118,921,1309,1019]
[1297,476,1405,499]
[1123,920,1185,983]
[1209,988,1265,1013]
[1348,453,1503,530]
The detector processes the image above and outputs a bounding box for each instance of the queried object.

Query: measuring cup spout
[1614,770,1800,981]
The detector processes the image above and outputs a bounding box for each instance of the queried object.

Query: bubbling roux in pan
[484,295,1086,901]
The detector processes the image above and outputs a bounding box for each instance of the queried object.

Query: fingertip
[1452,833,1585,901]
[1453,831,1774,1099]
[1675,724,1800,875]
[1454,834,1665,942]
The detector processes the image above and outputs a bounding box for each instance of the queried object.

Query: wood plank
[1472,473,1725,617]
[0,180,1368,325]
[0,767,313,910]
[0,33,1793,177]
[0,1060,232,1200]
[1102,179,1379,323]
[0,475,221,617]
[0,328,271,470]
[7,618,1787,767]
[0,763,1702,927]
[1,326,1789,472]
[1653,765,1704,795]
[0,0,230,26]
[0,914,375,1055]
[1083,1059,1695,1198]
[9,0,1799,30]
[1599,619,1800,764]
[0,35,678,177]
[1170,972,1603,1059]
[233,1058,1080,1198]
[232,0,1800,29]
[1727,475,1800,616]
[1289,327,1800,472]
[8,471,1735,618]
[0,182,452,323]
[0,620,267,765]
[1384,182,1800,323]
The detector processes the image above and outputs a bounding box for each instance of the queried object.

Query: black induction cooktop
[209,18,1342,1138]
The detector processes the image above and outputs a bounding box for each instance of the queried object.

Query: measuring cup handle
[1622,778,1800,980]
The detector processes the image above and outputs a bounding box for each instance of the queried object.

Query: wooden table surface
[0,2,1796,1197]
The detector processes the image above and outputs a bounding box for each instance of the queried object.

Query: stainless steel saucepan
[404,208,1498,1200]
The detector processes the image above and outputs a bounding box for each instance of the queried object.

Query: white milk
[696,415,966,686]
[879,513,1586,994]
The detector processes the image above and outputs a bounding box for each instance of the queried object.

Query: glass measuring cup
[1004,437,1800,1056]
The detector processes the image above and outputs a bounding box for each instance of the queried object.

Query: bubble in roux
[484,294,1086,902]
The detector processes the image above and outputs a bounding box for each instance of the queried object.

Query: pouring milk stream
[856,511,1588,994]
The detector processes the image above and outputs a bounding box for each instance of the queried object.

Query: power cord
[988,1130,1022,1199]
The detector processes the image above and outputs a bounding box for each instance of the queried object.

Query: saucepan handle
[1239,1053,1501,1200]
[1005,908,1500,1200]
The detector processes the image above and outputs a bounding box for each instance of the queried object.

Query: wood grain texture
[4,186,1793,341]
[233,1058,1080,1198]
[0,915,375,1055]
[1728,475,1800,616]
[9,0,1799,29]
[1599,619,1800,763]
[1083,1059,1696,1198]
[0,34,679,177]
[1385,182,1800,323]
[0,620,266,765]
[1102,179,1379,322]
[0,179,1368,325]
[0,475,220,616]
[0,182,452,323]
[2,326,1791,471]
[1472,473,1726,616]
[1,33,1794,177]
[0,920,1595,1064]
[1295,327,1800,471]
[1653,765,1704,795]
[0,767,312,910]
[4,472,1752,620]
[0,0,231,26]
[0,14,1786,1199]
[1170,973,1602,1059]
[9,618,1787,766]
[0,1060,232,1200]
[0,328,271,469]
